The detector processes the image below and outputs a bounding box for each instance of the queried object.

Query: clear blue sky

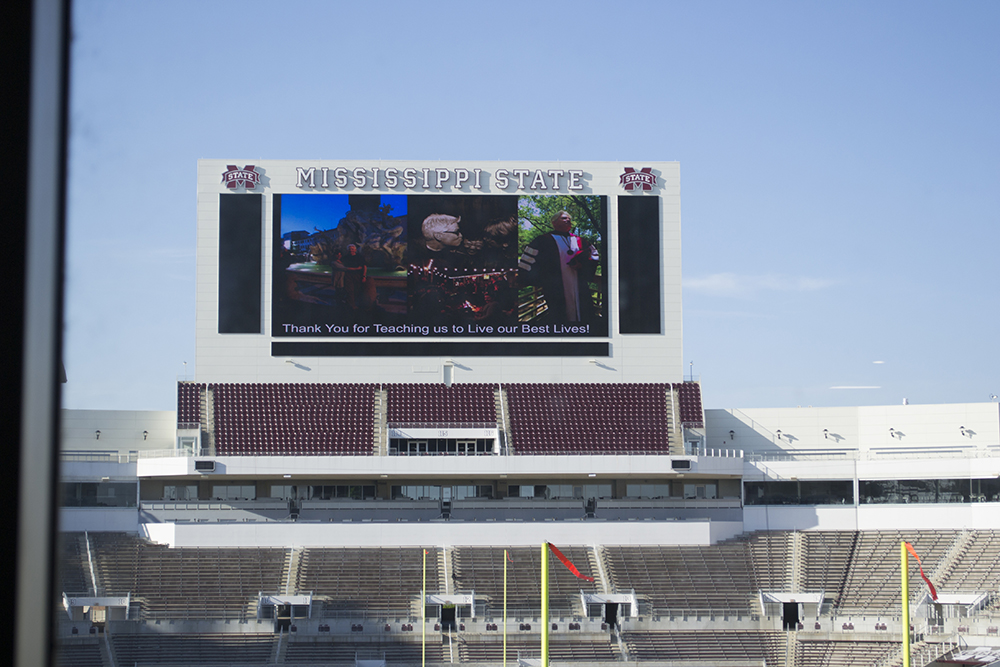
[63,0,999,411]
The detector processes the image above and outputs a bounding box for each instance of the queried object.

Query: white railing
[748,448,998,462]
[137,447,213,459]
[700,448,744,458]
[747,450,857,462]
[387,421,498,429]
[60,450,138,463]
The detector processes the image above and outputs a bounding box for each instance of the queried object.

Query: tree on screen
[517,195,604,255]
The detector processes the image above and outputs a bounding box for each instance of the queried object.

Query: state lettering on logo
[222,165,262,190]
[619,167,657,192]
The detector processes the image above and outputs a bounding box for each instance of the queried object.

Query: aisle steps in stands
[100,632,115,667]
[374,388,388,455]
[940,531,1000,594]
[592,545,610,594]
[931,529,973,588]
[791,531,804,593]
[443,546,453,594]
[270,630,285,664]
[205,386,216,454]
[786,629,797,667]
[666,385,684,455]
[496,387,511,454]
[283,546,299,595]
[83,532,97,595]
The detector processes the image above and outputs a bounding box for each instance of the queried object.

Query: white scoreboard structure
[196,160,681,385]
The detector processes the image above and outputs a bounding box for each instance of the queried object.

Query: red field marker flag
[904,542,939,601]
[547,543,595,582]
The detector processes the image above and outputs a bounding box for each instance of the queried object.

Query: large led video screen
[271,193,607,338]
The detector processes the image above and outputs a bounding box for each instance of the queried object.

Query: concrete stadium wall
[142,518,744,548]
[707,403,1000,456]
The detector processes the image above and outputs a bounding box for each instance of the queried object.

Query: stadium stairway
[271,630,287,664]
[374,387,388,455]
[204,386,216,454]
[283,547,299,594]
[786,629,797,667]
[443,546,453,594]
[99,632,115,667]
[591,545,610,594]
[82,532,98,596]
[931,529,974,587]
[665,385,684,455]
[496,386,511,454]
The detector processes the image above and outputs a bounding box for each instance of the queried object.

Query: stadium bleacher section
[57,529,1000,666]
[88,533,287,620]
[58,378,1000,667]
[110,633,276,665]
[623,630,785,665]
[504,383,673,455]
[285,638,447,664]
[176,382,204,426]
[451,546,600,615]
[178,381,708,456]
[295,547,442,616]
[674,381,705,427]
[55,639,104,667]
[602,542,757,613]
[459,636,620,663]
[211,383,376,455]
[384,383,497,425]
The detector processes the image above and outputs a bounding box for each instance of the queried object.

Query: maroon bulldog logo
[222,165,262,190]
[619,167,657,191]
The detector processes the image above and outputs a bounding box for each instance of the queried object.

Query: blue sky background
[63,1,999,411]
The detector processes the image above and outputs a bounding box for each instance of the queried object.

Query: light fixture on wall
[960,426,968,437]
[95,430,101,440]
[823,428,829,440]
[776,429,782,441]
[889,428,896,439]
[729,430,735,440]
[142,430,148,441]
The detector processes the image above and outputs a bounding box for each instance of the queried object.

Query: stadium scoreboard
[196,160,681,384]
